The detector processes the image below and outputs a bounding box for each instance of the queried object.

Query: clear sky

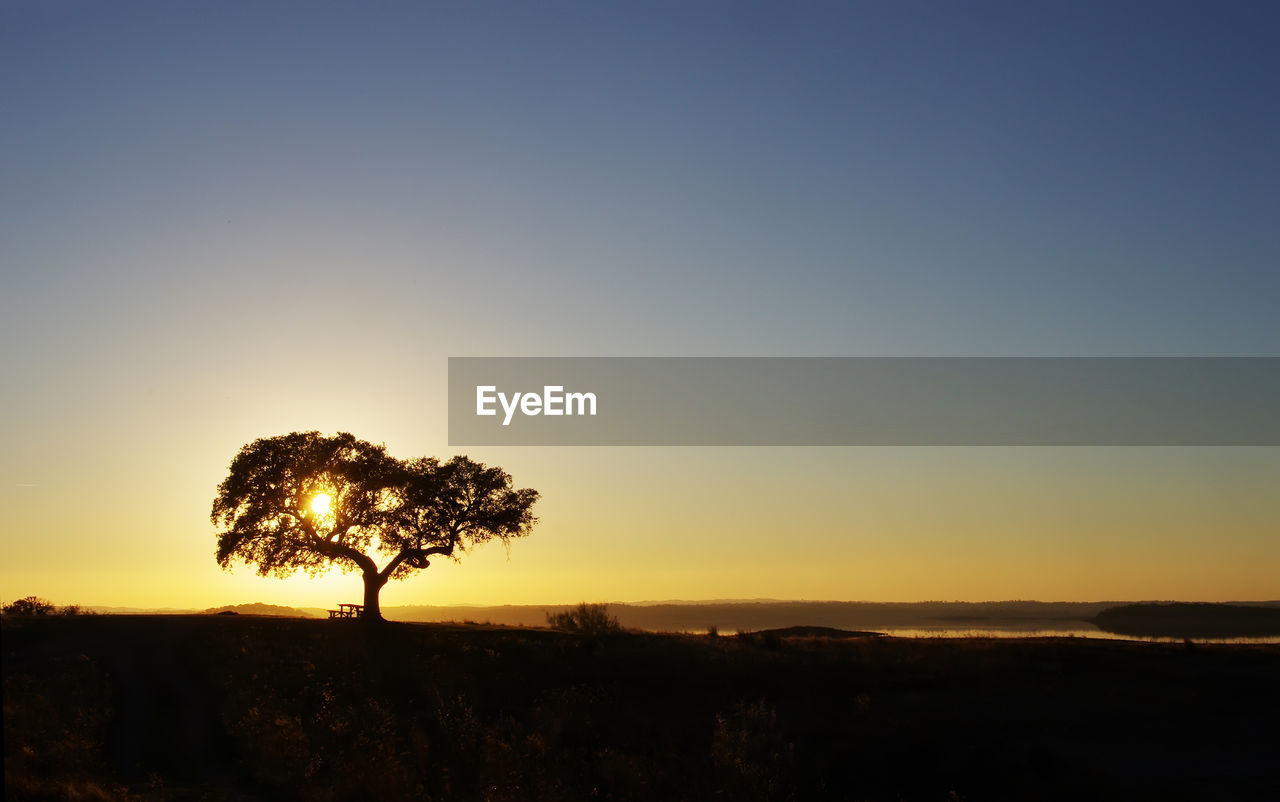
[2,1,1277,608]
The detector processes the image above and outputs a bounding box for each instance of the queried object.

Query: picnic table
[327,603,364,619]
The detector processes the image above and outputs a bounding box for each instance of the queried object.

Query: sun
[310,493,333,516]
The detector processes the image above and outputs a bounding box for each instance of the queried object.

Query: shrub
[712,699,795,801]
[3,596,57,616]
[1,597,88,616]
[546,602,621,635]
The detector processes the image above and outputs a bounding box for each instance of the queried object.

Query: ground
[4,615,1278,800]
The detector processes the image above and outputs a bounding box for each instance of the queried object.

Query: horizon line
[77,597,1280,612]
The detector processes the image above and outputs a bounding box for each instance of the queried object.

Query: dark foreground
[4,616,1278,801]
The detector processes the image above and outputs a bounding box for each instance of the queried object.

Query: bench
[327,603,364,619]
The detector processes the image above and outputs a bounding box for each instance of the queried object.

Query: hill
[1093,602,1280,638]
[202,602,322,618]
[75,599,1280,634]
[384,600,1121,632]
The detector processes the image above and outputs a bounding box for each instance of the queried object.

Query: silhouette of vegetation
[2,596,84,617]
[546,602,621,634]
[712,699,795,801]
[3,596,56,616]
[211,432,538,621]
[6,615,1279,800]
[1093,602,1280,639]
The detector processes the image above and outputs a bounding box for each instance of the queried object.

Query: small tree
[212,432,539,621]
[3,596,57,616]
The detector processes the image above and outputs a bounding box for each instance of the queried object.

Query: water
[874,627,1280,644]
[687,624,1280,644]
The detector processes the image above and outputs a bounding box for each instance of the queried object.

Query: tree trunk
[362,571,388,623]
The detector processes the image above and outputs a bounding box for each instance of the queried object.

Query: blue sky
[2,1,1277,605]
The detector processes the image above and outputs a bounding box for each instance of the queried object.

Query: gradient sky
[2,1,1277,608]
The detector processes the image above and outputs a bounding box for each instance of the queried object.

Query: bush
[546,602,621,635]
[3,596,57,616]
[712,699,794,801]
[1,597,87,616]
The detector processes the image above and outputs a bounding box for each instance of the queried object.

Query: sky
[2,1,1278,608]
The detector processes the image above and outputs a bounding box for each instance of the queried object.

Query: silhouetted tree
[3,596,57,616]
[211,432,539,621]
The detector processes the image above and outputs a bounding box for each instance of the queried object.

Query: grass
[4,614,1279,800]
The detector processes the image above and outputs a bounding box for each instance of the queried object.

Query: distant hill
[1093,602,1280,638]
[203,603,321,618]
[383,600,1126,632]
[752,626,885,639]
[78,600,1280,633]
[86,606,197,614]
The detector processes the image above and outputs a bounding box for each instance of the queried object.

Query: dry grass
[5,615,1279,800]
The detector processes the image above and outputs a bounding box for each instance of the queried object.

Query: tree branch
[308,535,378,575]
[378,542,455,581]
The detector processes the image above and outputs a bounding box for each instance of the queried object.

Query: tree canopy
[3,596,57,616]
[211,432,539,620]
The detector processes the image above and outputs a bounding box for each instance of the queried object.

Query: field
[5,615,1279,800]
